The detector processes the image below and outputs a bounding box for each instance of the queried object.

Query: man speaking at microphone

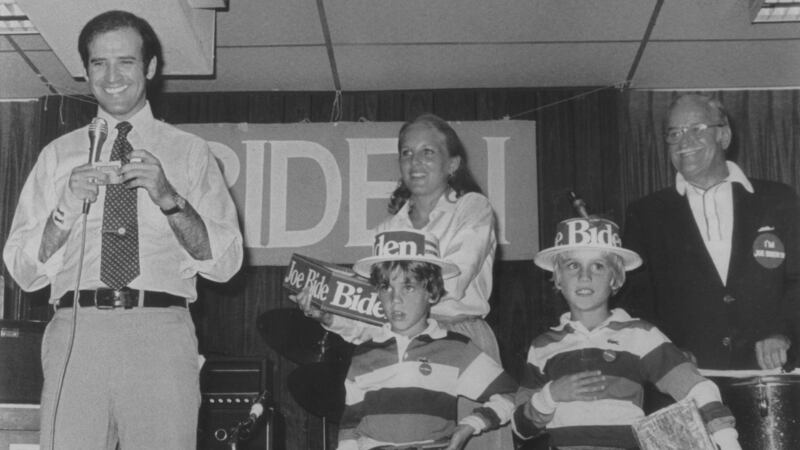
[3,10,243,450]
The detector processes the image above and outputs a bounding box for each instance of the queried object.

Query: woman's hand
[549,370,607,403]
[290,286,333,326]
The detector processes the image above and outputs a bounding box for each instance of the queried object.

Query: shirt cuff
[336,439,359,450]
[531,381,558,414]
[458,415,485,435]
[52,203,81,231]
[711,428,741,450]
[56,185,84,225]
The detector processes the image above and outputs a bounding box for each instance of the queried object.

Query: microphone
[568,191,590,219]
[83,118,108,214]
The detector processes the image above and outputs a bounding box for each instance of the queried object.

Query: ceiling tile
[216,0,323,46]
[634,40,800,89]
[326,0,657,43]
[0,48,87,98]
[335,43,639,90]
[163,46,334,92]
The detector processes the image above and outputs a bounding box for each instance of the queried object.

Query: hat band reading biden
[352,229,460,279]
[373,230,439,259]
[554,218,622,247]
[534,217,642,271]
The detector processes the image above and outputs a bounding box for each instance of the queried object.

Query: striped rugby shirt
[513,308,738,449]
[338,319,517,449]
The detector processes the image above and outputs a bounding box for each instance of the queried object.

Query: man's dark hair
[78,10,162,73]
[369,260,446,304]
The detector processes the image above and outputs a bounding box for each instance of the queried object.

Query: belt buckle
[93,289,113,309]
[94,288,134,309]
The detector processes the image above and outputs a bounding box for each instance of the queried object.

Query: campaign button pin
[602,349,617,362]
[418,358,432,376]
[753,232,785,269]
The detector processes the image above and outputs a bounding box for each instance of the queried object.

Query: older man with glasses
[621,93,800,372]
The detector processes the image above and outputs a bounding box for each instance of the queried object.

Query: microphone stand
[214,406,273,450]
[214,420,246,450]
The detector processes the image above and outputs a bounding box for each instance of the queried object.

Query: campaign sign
[284,253,387,326]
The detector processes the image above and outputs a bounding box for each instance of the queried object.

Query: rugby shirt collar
[373,318,448,343]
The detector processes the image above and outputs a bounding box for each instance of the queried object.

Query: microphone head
[249,390,271,419]
[87,118,108,164]
[88,117,108,140]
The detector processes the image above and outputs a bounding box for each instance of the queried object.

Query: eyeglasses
[664,123,725,144]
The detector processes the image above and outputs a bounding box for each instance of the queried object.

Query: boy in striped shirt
[513,216,741,450]
[338,229,517,450]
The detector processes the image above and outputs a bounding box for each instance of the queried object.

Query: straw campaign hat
[353,229,460,279]
[534,216,642,271]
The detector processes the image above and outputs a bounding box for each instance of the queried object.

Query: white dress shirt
[675,161,754,285]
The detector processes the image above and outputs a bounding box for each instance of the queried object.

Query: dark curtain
[0,100,42,319]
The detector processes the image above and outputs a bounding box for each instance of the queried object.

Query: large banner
[177,121,537,266]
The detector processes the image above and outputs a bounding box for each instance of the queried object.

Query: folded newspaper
[631,397,716,450]
[284,253,387,326]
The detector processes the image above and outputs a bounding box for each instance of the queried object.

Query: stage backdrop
[178,120,538,266]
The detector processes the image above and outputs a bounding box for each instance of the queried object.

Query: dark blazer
[622,179,800,369]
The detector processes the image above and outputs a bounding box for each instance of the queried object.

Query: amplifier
[0,320,46,404]
[198,356,272,450]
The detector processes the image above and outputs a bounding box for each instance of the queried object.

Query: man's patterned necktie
[100,121,140,289]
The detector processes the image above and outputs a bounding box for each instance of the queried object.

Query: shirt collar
[553,308,631,334]
[398,189,459,219]
[96,102,154,139]
[675,161,754,195]
[372,318,448,343]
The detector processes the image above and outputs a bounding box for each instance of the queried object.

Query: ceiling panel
[162,46,334,92]
[335,42,640,90]
[0,51,46,98]
[634,40,800,89]
[215,0,323,46]
[0,34,48,51]
[0,47,86,98]
[326,0,657,43]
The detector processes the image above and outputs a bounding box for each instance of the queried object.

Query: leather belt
[57,289,186,309]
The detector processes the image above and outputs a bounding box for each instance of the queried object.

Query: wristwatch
[161,194,186,216]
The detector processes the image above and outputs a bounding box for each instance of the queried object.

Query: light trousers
[39,306,201,450]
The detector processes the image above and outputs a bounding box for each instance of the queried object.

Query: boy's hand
[549,370,607,403]
[680,349,698,365]
[445,424,474,450]
[290,286,333,326]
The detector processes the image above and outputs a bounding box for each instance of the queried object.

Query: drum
[713,375,800,450]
